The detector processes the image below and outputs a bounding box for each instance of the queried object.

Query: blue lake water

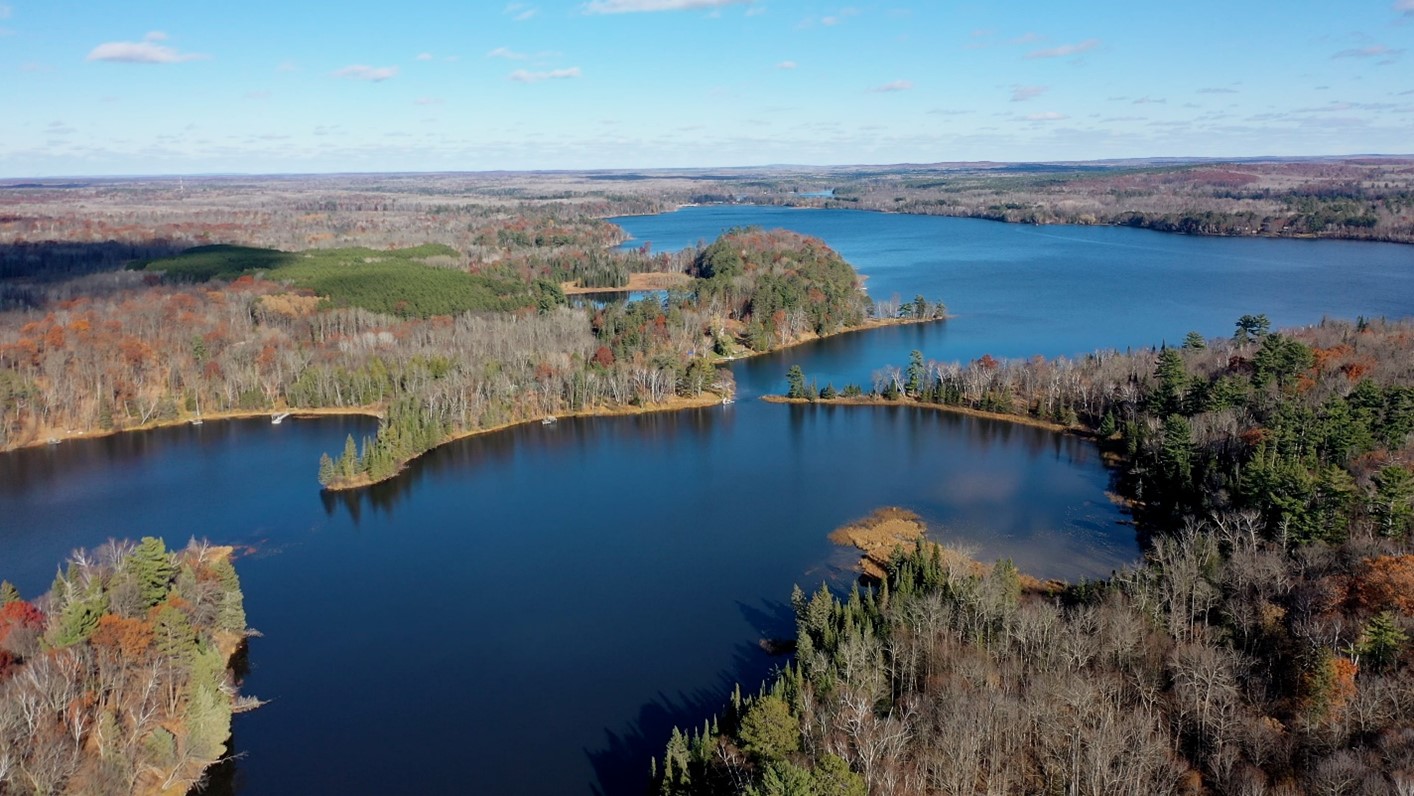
[2,207,1412,794]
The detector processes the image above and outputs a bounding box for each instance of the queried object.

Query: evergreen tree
[46,580,107,648]
[127,536,178,610]
[0,580,18,606]
[339,434,359,478]
[905,349,925,397]
[1358,611,1408,672]
[1182,330,1206,349]
[318,452,335,487]
[1152,347,1188,416]
[1160,415,1194,498]
[786,366,806,399]
[1373,466,1414,539]
[737,693,799,762]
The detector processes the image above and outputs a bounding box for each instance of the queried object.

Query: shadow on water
[587,598,796,796]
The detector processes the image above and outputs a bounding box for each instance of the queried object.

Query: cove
[2,207,1412,794]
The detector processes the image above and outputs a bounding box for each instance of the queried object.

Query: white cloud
[1198,87,1238,94]
[86,32,208,64]
[509,66,581,83]
[584,0,752,13]
[869,79,913,93]
[416,52,434,61]
[1333,44,1401,58]
[1025,111,1067,121]
[1025,38,1099,59]
[776,60,797,69]
[1398,0,1414,15]
[505,2,538,19]
[332,64,398,82]
[1011,85,1047,101]
[487,46,527,59]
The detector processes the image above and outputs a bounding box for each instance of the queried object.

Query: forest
[0,539,251,795]
[657,317,1414,795]
[0,213,938,492]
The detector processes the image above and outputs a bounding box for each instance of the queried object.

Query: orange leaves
[1352,555,1414,615]
[0,600,45,644]
[118,338,152,368]
[1340,361,1372,382]
[90,614,155,661]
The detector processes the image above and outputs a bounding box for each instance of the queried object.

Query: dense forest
[0,539,251,795]
[316,227,940,489]
[658,317,1414,795]
[0,221,938,492]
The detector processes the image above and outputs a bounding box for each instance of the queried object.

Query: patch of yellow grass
[560,272,692,294]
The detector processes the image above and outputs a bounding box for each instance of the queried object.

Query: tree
[1357,611,1407,672]
[318,452,335,487]
[0,581,18,606]
[1234,314,1270,343]
[1152,347,1188,416]
[1182,331,1206,350]
[1372,466,1414,539]
[126,536,177,610]
[738,693,799,762]
[787,366,806,400]
[905,350,925,397]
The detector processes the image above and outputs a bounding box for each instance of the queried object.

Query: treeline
[791,316,1414,539]
[0,539,251,795]
[314,229,907,488]
[748,161,1414,243]
[654,315,1414,794]
[657,522,1414,794]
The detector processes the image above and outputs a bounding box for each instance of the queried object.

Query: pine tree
[0,580,18,606]
[1358,611,1408,671]
[339,434,359,478]
[127,536,177,609]
[786,365,806,399]
[905,349,925,397]
[318,452,335,487]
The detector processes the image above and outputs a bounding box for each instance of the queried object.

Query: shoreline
[5,405,384,454]
[322,392,728,492]
[761,393,1092,436]
[712,314,949,365]
[621,202,1413,247]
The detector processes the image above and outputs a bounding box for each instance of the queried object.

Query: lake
[2,207,1412,794]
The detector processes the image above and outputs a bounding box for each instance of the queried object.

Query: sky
[2,0,1413,176]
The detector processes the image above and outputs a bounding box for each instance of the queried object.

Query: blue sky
[2,0,1413,176]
